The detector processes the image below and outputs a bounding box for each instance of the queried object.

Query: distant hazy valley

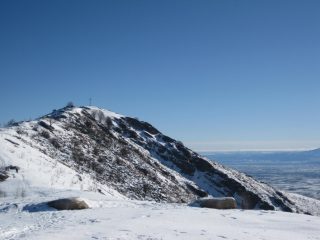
[206,150,320,200]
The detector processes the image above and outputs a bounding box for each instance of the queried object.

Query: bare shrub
[5,119,16,127]
[105,117,113,128]
[66,101,75,108]
[50,138,61,149]
[40,130,50,139]
[119,147,130,158]
[16,128,27,136]
[32,125,38,132]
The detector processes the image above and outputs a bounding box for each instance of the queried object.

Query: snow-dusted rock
[196,197,237,209]
[47,197,89,210]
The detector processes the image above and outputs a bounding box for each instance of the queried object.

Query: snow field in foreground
[1,190,320,240]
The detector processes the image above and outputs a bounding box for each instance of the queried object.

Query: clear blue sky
[1,0,320,151]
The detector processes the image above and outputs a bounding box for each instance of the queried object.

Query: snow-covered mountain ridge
[1,105,320,216]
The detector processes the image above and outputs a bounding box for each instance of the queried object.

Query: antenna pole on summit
[89,97,92,106]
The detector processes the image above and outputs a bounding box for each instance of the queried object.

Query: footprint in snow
[89,219,99,223]
[218,235,227,239]
[260,210,268,214]
[137,234,146,237]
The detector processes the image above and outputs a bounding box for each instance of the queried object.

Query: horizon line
[194,148,316,153]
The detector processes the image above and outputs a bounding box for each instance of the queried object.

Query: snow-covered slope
[1,105,320,216]
[0,124,124,199]
[1,190,320,240]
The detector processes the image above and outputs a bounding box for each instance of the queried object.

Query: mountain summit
[1,105,319,215]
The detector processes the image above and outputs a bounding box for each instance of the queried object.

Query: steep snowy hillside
[1,105,320,216]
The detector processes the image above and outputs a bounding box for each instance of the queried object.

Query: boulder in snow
[47,198,89,210]
[196,197,237,209]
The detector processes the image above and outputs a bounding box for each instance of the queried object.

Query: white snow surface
[1,189,320,240]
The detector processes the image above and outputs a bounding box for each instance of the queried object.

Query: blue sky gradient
[1,0,320,151]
